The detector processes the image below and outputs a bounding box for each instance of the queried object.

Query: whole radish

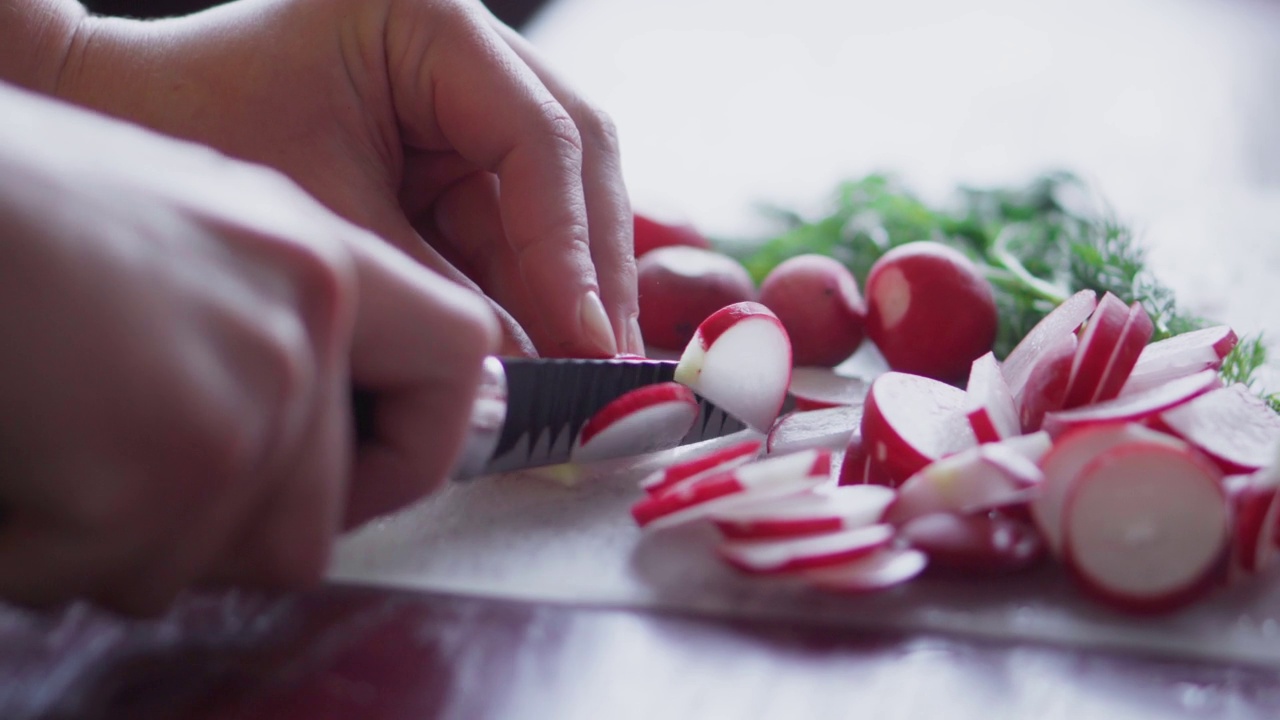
[864,242,997,382]
[633,213,712,257]
[759,254,868,367]
[637,246,756,351]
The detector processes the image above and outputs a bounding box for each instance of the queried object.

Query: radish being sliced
[965,352,1020,443]
[788,367,870,411]
[1062,442,1229,614]
[899,512,1045,575]
[1016,330,1076,433]
[674,301,792,432]
[639,438,762,495]
[711,484,895,540]
[1121,325,1238,396]
[718,523,895,574]
[766,405,861,455]
[1041,369,1221,437]
[803,546,929,593]
[1227,469,1280,577]
[1061,292,1134,409]
[631,449,832,529]
[883,441,1042,527]
[860,371,977,486]
[1153,384,1280,474]
[572,382,699,464]
[1002,289,1097,400]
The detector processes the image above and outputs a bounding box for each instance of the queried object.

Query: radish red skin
[633,213,712,257]
[577,382,696,447]
[641,438,762,495]
[1061,292,1132,409]
[1017,331,1076,433]
[637,246,756,351]
[759,254,868,367]
[864,242,998,382]
[1041,369,1221,437]
[860,371,977,486]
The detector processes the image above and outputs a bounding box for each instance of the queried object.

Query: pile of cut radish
[615,255,1280,613]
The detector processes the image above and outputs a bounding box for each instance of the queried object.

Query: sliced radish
[1062,442,1229,614]
[1041,369,1221,437]
[1016,330,1077,433]
[711,484,895,540]
[860,371,977,486]
[572,382,699,464]
[899,512,1046,575]
[631,449,832,529]
[718,523,895,574]
[1227,469,1280,577]
[674,301,792,432]
[965,351,1020,442]
[1002,289,1097,400]
[1153,384,1280,474]
[1094,299,1154,403]
[883,442,1042,527]
[639,438,762,495]
[1121,325,1238,396]
[766,405,862,455]
[995,430,1053,466]
[788,367,870,411]
[803,546,929,593]
[1061,292,1132,409]
[836,432,895,487]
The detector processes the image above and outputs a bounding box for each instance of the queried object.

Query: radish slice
[1122,325,1238,396]
[1002,289,1097,399]
[788,367,870,411]
[1227,469,1280,577]
[1091,299,1154,404]
[632,449,832,529]
[803,547,929,593]
[1041,369,1221,438]
[718,523,895,574]
[899,512,1045,575]
[766,405,862,455]
[639,439,762,495]
[1061,292,1133,409]
[965,352,1020,443]
[711,484,895,540]
[1062,442,1229,614]
[1016,330,1077,432]
[861,371,977,486]
[1153,384,1280,474]
[995,430,1053,465]
[837,432,895,487]
[883,441,1042,527]
[674,301,792,432]
[573,382,699,464]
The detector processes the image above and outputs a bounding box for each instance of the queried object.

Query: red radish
[788,367,869,411]
[837,432,895,486]
[572,382,699,464]
[803,547,929,593]
[965,352,1020,442]
[899,512,1046,575]
[674,302,792,432]
[639,438,762,495]
[1226,469,1280,576]
[864,242,998,381]
[759,254,867,367]
[1061,293,1136,409]
[1062,442,1229,614]
[1153,384,1280,474]
[718,524,896,574]
[1041,369,1221,437]
[882,441,1042,527]
[1121,325,1238,396]
[1016,331,1077,432]
[631,449,831,529]
[633,213,712,257]
[766,405,862,455]
[711,484,895,540]
[637,246,756,351]
[1002,289,1097,399]
[860,371,978,486]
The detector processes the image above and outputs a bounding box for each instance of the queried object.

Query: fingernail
[627,315,646,356]
[579,290,618,357]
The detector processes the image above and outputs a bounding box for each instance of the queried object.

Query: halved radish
[766,405,862,455]
[899,512,1046,575]
[631,449,831,529]
[639,438,763,495]
[1041,369,1221,437]
[1062,442,1229,614]
[837,432,895,487]
[883,441,1042,527]
[1121,325,1238,396]
[674,302,792,432]
[803,546,929,593]
[711,484,895,540]
[1061,292,1132,409]
[1226,469,1280,577]
[1002,289,1097,399]
[1016,331,1076,433]
[965,352,1020,443]
[860,371,977,486]
[572,382,699,464]
[718,524,895,574]
[1153,384,1280,474]
[788,367,870,411]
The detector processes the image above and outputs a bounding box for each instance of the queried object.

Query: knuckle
[536,100,585,158]
[575,105,621,155]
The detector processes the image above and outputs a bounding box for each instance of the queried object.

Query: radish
[995,430,1054,465]
[633,212,712,257]
[1061,293,1152,409]
[1002,289,1097,400]
[1041,369,1221,437]
[572,382,699,464]
[718,523,896,574]
[1121,325,1238,396]
[766,405,862,455]
[711,484,895,540]
[965,352,1020,442]
[1016,331,1077,432]
[674,302,792,432]
[836,432,895,487]
[899,512,1046,575]
[882,441,1042,527]
[759,254,867,367]
[639,438,762,495]
[788,367,869,411]
[802,547,929,593]
[864,242,998,382]
[631,449,832,529]
[1062,442,1229,614]
[637,246,756,351]
[1226,469,1280,577]
[860,371,978,486]
[1153,384,1280,474]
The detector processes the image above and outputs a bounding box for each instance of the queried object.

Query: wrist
[0,0,87,94]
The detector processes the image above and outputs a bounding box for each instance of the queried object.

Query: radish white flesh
[883,442,1041,527]
[899,512,1045,575]
[803,547,929,593]
[674,302,792,432]
[573,382,699,464]
[766,405,862,455]
[1041,369,1221,438]
[1002,289,1097,399]
[965,351,1020,443]
[1122,325,1238,396]
[1227,470,1280,577]
[718,524,895,574]
[1061,292,1131,409]
[1063,442,1228,614]
[711,484,895,540]
[861,371,977,486]
[788,367,870,411]
[639,438,762,495]
[995,430,1053,466]
[1154,384,1280,474]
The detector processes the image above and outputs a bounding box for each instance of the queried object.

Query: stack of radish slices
[630,291,1280,613]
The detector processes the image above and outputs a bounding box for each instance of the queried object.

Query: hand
[0,84,498,614]
[56,0,643,358]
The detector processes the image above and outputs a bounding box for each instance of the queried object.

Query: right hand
[0,83,498,615]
